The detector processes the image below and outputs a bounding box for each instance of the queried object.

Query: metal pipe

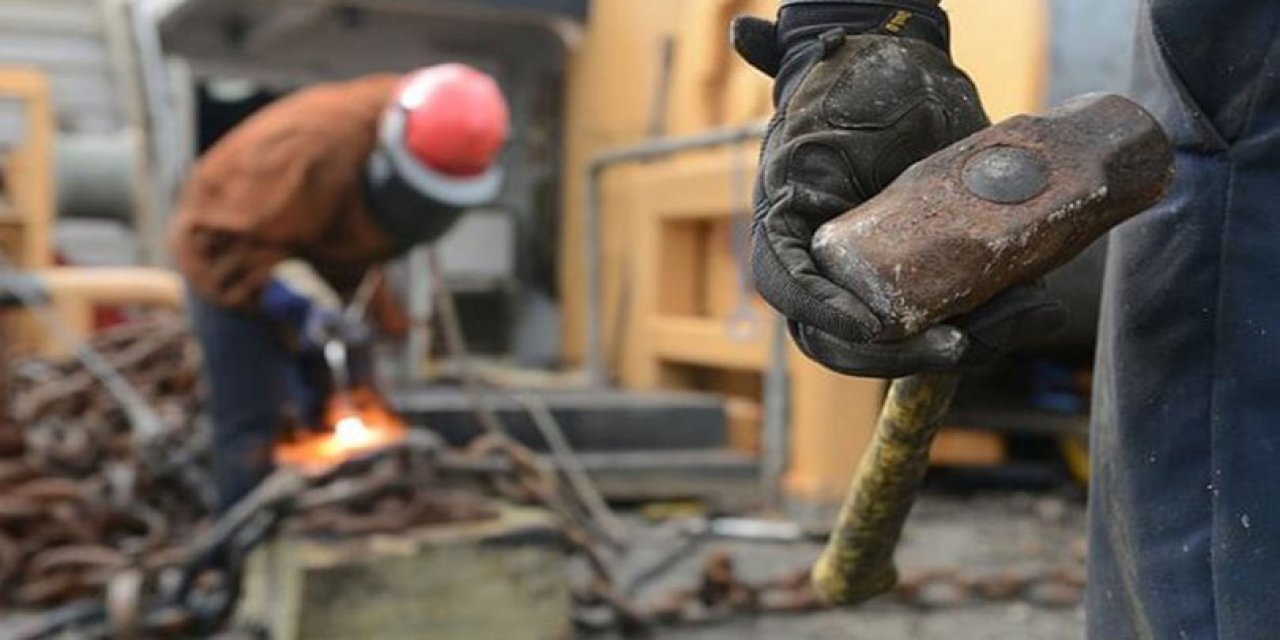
[131,0,190,266]
[761,314,790,511]
[582,121,768,386]
[403,246,434,380]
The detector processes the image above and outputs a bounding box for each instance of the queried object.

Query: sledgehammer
[808,93,1174,605]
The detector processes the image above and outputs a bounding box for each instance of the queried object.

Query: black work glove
[733,2,1064,378]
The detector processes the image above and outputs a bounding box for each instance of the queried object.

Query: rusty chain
[634,552,1084,630]
[0,315,208,616]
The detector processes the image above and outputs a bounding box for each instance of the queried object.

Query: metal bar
[343,269,382,326]
[513,392,628,548]
[402,246,434,380]
[761,314,789,511]
[645,37,675,139]
[582,121,768,386]
[425,248,508,439]
[130,0,189,266]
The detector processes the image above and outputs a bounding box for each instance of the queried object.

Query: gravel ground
[608,491,1087,640]
[644,606,1083,640]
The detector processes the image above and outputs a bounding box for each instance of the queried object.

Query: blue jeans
[188,292,326,509]
[1089,1,1280,637]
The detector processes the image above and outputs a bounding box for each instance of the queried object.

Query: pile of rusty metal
[0,316,209,610]
[0,316,544,639]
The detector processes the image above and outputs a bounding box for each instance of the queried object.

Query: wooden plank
[0,67,54,269]
[599,166,640,378]
[643,148,760,221]
[651,315,769,371]
[618,167,662,388]
[723,1,774,126]
[29,267,183,356]
[667,0,774,134]
[559,0,694,365]
[666,0,738,134]
[0,68,60,357]
[724,394,763,454]
[949,0,1050,119]
[656,219,707,317]
[931,427,1008,467]
[783,348,887,505]
[702,221,768,328]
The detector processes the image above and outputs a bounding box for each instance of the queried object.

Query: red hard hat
[393,64,509,178]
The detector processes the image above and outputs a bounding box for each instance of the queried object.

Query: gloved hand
[259,279,370,353]
[301,307,371,352]
[733,1,1064,378]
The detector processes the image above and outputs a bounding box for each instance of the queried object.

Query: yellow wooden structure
[560,0,1049,504]
[0,68,182,357]
[0,69,55,273]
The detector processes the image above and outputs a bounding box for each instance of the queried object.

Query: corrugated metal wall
[0,0,126,133]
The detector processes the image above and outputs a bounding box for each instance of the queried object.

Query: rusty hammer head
[811,93,1174,342]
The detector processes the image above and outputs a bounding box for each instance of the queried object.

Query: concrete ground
[611,491,1087,640]
[645,606,1083,640]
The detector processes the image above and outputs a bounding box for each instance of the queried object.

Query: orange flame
[274,388,407,472]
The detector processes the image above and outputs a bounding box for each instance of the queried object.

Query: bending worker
[169,64,510,508]
[734,0,1278,637]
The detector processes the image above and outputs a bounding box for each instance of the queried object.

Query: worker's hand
[733,5,1064,378]
[260,279,370,353]
[300,307,371,353]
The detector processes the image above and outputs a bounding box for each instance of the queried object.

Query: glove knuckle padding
[770,36,988,200]
[822,37,979,131]
[754,35,989,345]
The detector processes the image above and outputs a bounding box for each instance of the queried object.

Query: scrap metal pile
[0,315,1085,640]
[1,316,209,610]
[0,315,582,639]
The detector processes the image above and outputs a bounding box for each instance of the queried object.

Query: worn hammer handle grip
[811,372,961,605]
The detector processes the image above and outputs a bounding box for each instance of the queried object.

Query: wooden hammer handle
[811,372,961,605]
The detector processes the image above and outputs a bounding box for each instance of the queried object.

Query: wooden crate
[238,505,573,640]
